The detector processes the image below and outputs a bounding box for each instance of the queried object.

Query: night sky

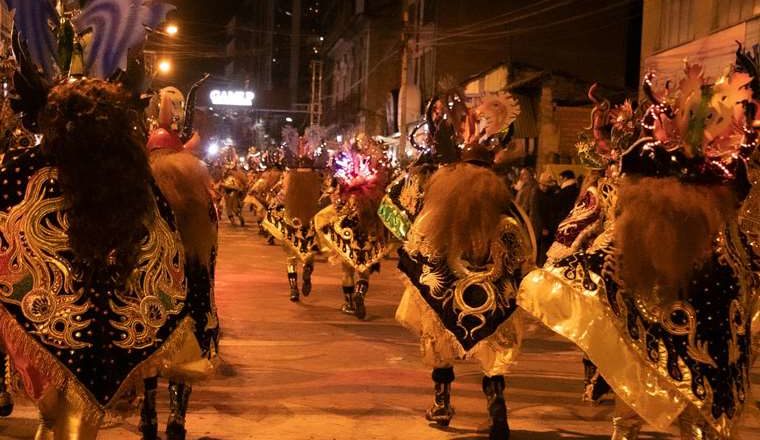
[162,0,241,88]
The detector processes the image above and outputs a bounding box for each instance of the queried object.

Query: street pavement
[1,215,759,439]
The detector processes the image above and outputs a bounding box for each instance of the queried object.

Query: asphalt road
[0,216,758,439]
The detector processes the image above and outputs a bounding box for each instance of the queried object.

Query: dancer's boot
[352,279,369,320]
[582,357,611,404]
[426,367,455,427]
[302,262,314,297]
[340,285,355,315]
[287,262,299,302]
[167,382,192,440]
[139,377,158,440]
[677,408,719,440]
[611,417,641,440]
[482,375,509,440]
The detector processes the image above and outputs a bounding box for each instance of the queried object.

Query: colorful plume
[6,0,59,79]
[73,0,175,78]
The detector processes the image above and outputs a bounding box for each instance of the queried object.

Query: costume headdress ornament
[473,91,520,148]
[622,51,758,198]
[575,84,639,169]
[461,92,521,166]
[7,0,175,133]
[282,125,327,169]
[332,134,388,197]
[409,79,474,164]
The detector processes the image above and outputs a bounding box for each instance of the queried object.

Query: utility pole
[309,60,323,126]
[398,7,410,152]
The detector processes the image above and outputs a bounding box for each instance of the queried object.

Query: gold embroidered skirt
[396,282,523,377]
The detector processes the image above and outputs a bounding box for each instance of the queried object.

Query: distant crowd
[511,168,581,265]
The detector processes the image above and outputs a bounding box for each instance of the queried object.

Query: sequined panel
[399,216,530,352]
[319,211,386,274]
[550,226,753,437]
[261,205,318,262]
[379,169,431,240]
[0,147,188,406]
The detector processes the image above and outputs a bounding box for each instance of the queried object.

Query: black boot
[0,355,12,417]
[482,375,510,440]
[426,367,455,427]
[267,235,275,245]
[167,381,192,440]
[302,263,314,297]
[353,279,369,320]
[340,286,355,315]
[582,357,611,404]
[288,264,299,302]
[139,377,158,440]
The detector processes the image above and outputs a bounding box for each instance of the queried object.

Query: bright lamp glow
[158,59,172,74]
[165,24,179,36]
[209,90,255,107]
[207,142,219,156]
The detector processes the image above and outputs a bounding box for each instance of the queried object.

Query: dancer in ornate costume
[378,85,471,242]
[544,85,638,405]
[519,56,760,439]
[219,146,248,227]
[247,150,285,238]
[143,76,220,440]
[0,77,200,439]
[262,129,324,302]
[0,2,212,438]
[315,135,390,319]
[396,93,533,440]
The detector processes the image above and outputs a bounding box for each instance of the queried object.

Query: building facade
[641,0,759,81]
[320,0,403,137]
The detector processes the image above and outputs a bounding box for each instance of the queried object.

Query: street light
[157,59,172,75]
[165,24,179,36]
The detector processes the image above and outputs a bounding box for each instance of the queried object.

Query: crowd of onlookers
[511,168,581,265]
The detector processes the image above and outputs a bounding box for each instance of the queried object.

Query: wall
[641,0,760,81]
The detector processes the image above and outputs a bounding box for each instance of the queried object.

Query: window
[713,0,760,29]
[657,0,695,50]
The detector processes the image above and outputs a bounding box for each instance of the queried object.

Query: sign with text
[209,90,255,106]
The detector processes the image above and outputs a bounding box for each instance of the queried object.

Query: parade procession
[0,0,757,439]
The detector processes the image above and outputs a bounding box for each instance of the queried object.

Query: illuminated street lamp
[157,59,172,75]
[165,24,179,36]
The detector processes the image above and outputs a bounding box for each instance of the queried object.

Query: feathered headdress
[474,92,520,143]
[575,84,639,170]
[7,0,175,133]
[621,52,758,198]
[332,135,388,200]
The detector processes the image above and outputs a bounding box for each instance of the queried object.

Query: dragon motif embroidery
[0,167,185,350]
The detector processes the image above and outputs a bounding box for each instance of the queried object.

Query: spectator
[556,169,580,221]
[534,171,559,266]
[514,168,537,217]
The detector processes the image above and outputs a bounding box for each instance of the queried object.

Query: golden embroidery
[446,217,528,338]
[398,174,423,215]
[419,265,445,298]
[0,168,89,348]
[111,201,186,349]
[0,167,185,350]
